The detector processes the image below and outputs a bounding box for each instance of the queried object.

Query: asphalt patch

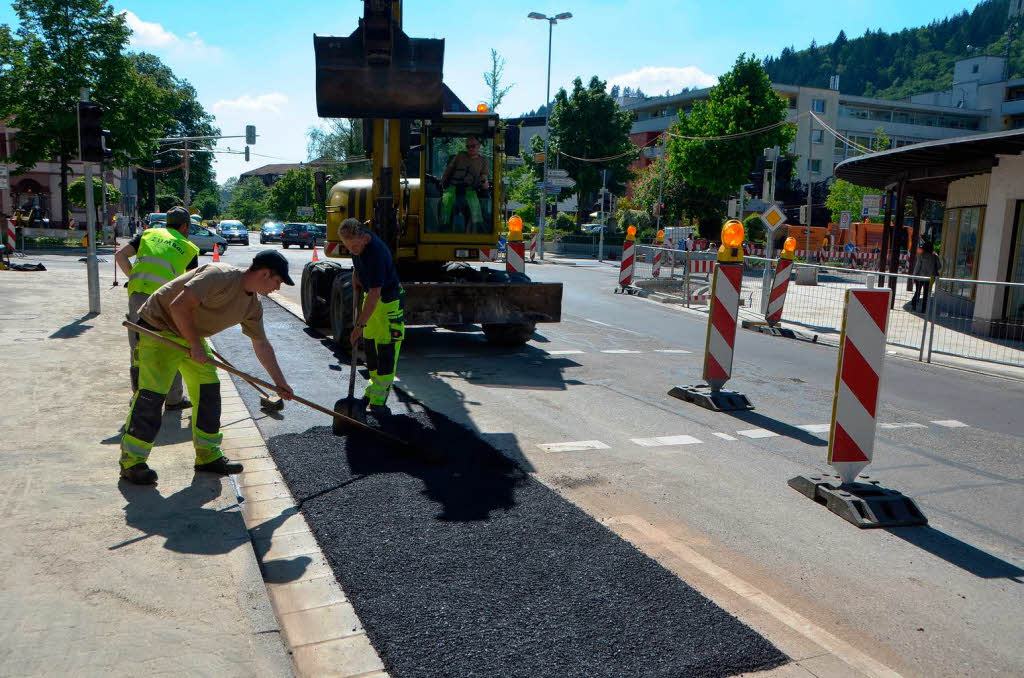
[215,300,788,677]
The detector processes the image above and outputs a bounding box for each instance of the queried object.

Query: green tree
[484,48,513,112]
[306,119,368,180]
[630,157,688,224]
[68,175,121,224]
[266,169,319,222]
[825,127,891,222]
[546,76,636,227]
[130,53,220,212]
[191,187,220,221]
[0,0,172,226]
[227,177,269,226]
[665,55,795,233]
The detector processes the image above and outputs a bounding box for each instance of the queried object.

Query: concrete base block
[615,284,641,295]
[788,473,928,529]
[742,320,819,343]
[668,384,754,412]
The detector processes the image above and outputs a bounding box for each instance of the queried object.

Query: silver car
[188,222,227,255]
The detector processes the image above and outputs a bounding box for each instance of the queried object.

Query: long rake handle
[123,321,410,447]
[210,346,274,399]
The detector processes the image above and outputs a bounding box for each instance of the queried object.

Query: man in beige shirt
[119,250,295,485]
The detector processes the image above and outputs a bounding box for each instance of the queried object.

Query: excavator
[300,0,562,347]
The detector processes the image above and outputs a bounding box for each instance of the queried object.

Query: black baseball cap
[251,249,295,285]
[166,206,190,226]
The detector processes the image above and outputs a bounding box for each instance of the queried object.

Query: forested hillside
[763,0,1023,99]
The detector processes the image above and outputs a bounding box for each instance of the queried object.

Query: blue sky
[1,0,988,182]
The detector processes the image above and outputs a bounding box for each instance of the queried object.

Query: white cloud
[608,66,718,96]
[121,10,222,61]
[212,93,289,116]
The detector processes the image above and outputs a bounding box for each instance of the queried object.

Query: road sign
[534,152,546,163]
[760,204,787,232]
[546,168,568,179]
[297,206,314,217]
[548,186,562,195]
[505,156,524,167]
[536,181,553,189]
[0,166,8,191]
[728,199,739,219]
[550,176,575,188]
[839,211,852,230]
[861,194,882,217]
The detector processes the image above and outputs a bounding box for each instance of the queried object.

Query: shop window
[940,206,986,298]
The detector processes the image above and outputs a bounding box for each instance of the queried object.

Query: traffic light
[244,145,250,162]
[245,125,256,145]
[748,156,765,199]
[775,156,793,185]
[77,102,111,162]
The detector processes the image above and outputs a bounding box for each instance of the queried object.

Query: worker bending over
[115,206,198,410]
[338,218,405,418]
[119,251,295,485]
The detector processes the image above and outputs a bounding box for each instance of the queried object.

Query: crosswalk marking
[931,419,968,428]
[878,422,927,430]
[631,435,703,447]
[713,432,738,441]
[737,428,779,439]
[538,440,611,453]
[655,349,693,354]
[796,424,831,433]
[600,349,643,354]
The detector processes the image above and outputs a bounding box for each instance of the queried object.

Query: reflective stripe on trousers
[120,332,223,469]
[362,292,404,406]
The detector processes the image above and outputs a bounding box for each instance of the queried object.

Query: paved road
[241,245,1023,677]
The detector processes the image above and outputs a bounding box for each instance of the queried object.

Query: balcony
[1002,98,1024,116]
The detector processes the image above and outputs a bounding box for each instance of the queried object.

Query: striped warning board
[506,241,525,274]
[529,234,538,261]
[652,248,663,277]
[5,218,15,254]
[479,248,496,262]
[702,263,742,390]
[619,239,635,288]
[689,258,715,275]
[766,258,793,326]
[828,288,891,484]
[325,241,341,257]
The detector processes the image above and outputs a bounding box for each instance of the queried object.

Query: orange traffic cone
[212,245,220,262]
[312,245,319,262]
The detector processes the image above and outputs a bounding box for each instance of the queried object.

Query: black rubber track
[214,301,788,678]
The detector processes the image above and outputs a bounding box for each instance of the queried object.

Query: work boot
[165,398,192,411]
[120,463,158,485]
[194,456,243,475]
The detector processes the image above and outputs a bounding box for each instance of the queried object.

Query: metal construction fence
[630,246,1024,371]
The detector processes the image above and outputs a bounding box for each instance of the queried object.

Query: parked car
[260,221,284,244]
[219,220,249,245]
[281,222,319,249]
[146,213,204,230]
[314,223,327,241]
[188,222,227,255]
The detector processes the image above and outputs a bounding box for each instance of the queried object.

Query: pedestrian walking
[118,251,295,485]
[115,206,198,410]
[911,241,941,312]
[338,218,405,418]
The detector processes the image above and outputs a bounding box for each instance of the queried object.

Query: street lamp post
[528,10,572,260]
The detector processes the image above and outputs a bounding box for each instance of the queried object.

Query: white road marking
[796,424,831,433]
[546,350,585,355]
[600,349,642,354]
[585,318,612,327]
[931,419,969,428]
[631,435,703,447]
[737,428,779,439]
[713,432,738,441]
[655,349,693,354]
[877,422,926,430]
[538,440,611,453]
[584,318,643,335]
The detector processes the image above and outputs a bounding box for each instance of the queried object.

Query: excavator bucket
[314,30,444,119]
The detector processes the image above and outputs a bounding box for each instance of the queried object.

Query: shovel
[333,284,365,436]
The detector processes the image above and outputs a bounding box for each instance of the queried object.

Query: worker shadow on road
[48,312,98,339]
[111,475,310,582]
[721,410,828,446]
[884,525,1024,582]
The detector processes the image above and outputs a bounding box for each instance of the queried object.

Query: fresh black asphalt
[214,300,788,677]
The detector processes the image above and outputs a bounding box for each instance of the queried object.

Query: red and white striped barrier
[529,234,537,261]
[689,258,715,275]
[325,242,340,257]
[766,257,793,326]
[5,218,15,254]
[828,287,891,484]
[703,263,742,390]
[478,248,496,262]
[506,240,525,274]
[652,247,663,277]
[618,237,635,288]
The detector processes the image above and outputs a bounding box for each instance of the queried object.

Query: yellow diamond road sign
[760,205,787,232]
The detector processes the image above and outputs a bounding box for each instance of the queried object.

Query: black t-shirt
[129,232,198,271]
[352,232,401,302]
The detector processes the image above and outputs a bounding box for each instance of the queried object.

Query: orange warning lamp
[476,103,488,113]
[626,225,637,242]
[781,236,797,260]
[656,229,665,244]
[507,215,523,242]
[718,219,745,263]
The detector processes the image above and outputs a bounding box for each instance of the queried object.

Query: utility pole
[81,88,100,314]
[183,141,190,208]
[655,144,665,230]
[599,169,607,262]
[100,161,108,236]
[806,118,814,256]
[760,146,779,316]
